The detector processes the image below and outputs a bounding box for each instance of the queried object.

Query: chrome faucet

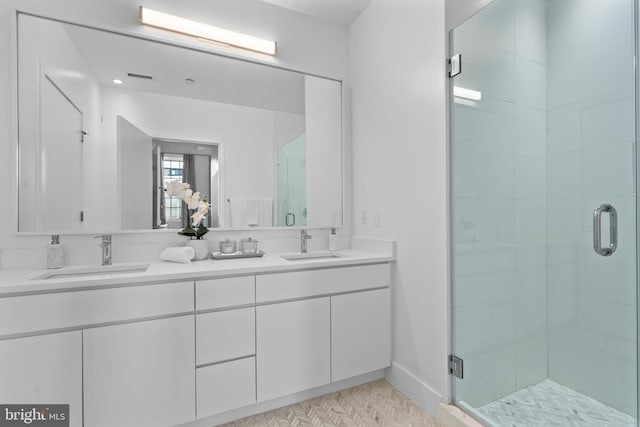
[95,235,112,265]
[300,230,312,253]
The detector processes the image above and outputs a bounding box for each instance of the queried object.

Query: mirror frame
[13,10,345,235]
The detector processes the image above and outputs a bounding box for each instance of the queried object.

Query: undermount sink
[281,252,346,261]
[32,264,150,280]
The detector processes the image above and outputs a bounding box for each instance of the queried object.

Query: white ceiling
[259,0,372,25]
[63,23,306,114]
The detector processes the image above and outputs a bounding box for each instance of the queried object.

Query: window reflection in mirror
[152,139,219,230]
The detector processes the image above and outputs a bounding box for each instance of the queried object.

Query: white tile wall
[516,333,547,389]
[547,106,581,154]
[515,155,546,199]
[547,151,581,199]
[515,56,546,110]
[546,0,637,417]
[514,0,546,64]
[515,200,545,242]
[516,266,546,338]
[516,106,546,155]
[582,97,635,148]
[454,342,517,408]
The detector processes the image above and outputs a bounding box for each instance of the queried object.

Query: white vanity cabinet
[0,279,195,427]
[83,315,195,427]
[195,276,256,418]
[331,288,391,381]
[0,257,392,426]
[255,263,391,402]
[256,297,331,401]
[80,280,196,427]
[0,331,83,427]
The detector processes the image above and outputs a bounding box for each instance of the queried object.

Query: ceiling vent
[127,72,154,80]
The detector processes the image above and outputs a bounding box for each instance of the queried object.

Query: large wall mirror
[16,13,343,233]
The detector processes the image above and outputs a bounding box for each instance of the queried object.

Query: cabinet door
[331,288,391,381]
[0,331,82,427]
[196,357,256,417]
[83,316,195,427]
[257,298,330,401]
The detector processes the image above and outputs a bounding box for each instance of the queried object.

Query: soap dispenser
[47,235,64,269]
[329,228,338,251]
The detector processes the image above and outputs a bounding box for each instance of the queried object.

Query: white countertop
[0,249,394,296]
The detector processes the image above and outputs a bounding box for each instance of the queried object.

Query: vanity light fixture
[112,78,123,85]
[453,86,482,101]
[139,7,277,56]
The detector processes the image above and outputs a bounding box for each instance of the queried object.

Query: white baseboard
[179,370,385,427]
[385,361,443,417]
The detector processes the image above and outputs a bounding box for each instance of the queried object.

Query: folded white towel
[160,246,195,263]
[247,199,259,226]
[229,197,273,227]
[229,197,247,228]
[257,198,273,227]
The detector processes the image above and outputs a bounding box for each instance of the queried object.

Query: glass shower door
[450,0,638,425]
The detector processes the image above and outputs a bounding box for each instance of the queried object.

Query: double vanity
[5,8,388,426]
[0,245,393,427]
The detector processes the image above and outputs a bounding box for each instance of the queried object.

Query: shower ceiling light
[453,86,482,101]
[139,7,277,56]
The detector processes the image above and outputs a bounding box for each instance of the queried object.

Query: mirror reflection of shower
[277,133,307,227]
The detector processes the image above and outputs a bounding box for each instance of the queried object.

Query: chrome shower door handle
[285,212,295,226]
[593,204,617,257]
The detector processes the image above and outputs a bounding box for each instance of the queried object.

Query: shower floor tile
[477,380,635,427]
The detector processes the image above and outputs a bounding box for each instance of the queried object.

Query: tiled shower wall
[452,0,548,407]
[546,0,637,416]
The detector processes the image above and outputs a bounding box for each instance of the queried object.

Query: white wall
[273,112,304,151]
[101,86,278,223]
[305,76,342,227]
[0,0,349,267]
[446,0,496,31]
[350,0,448,415]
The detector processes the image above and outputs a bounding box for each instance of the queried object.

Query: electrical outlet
[361,210,367,225]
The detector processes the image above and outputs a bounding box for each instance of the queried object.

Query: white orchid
[166,180,211,239]
[191,210,205,227]
[184,191,201,210]
[191,200,210,227]
[165,180,190,199]
[197,200,209,214]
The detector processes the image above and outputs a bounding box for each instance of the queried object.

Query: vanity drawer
[196,308,255,365]
[0,281,194,337]
[196,357,256,417]
[255,264,391,302]
[196,276,255,310]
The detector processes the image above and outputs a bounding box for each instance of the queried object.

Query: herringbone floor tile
[477,379,636,427]
[221,379,439,426]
